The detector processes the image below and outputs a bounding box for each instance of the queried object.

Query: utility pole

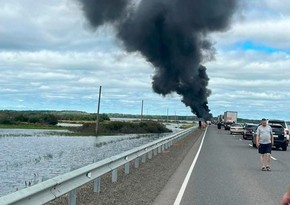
[175,111,177,122]
[140,100,144,121]
[167,108,169,122]
[96,86,102,134]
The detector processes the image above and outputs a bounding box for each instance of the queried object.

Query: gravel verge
[47,128,204,205]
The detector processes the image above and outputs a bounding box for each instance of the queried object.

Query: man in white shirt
[256,118,274,171]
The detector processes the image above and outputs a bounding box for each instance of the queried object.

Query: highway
[180,125,290,205]
[175,125,290,205]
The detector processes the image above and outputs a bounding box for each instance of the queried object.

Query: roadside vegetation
[0,111,58,126]
[0,110,108,130]
[70,120,172,136]
[0,110,172,135]
[108,113,198,121]
[0,124,65,130]
[179,122,196,129]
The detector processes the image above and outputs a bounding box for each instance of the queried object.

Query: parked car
[243,124,258,140]
[252,124,287,151]
[252,126,258,147]
[230,123,244,135]
[224,122,233,130]
[268,119,289,145]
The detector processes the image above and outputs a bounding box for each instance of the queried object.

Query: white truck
[224,111,238,123]
[224,111,238,130]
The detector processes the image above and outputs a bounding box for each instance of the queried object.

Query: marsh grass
[0,123,66,130]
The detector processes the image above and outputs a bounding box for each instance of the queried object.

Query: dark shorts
[258,143,272,154]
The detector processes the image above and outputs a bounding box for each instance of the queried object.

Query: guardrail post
[112,169,117,182]
[125,162,130,174]
[148,151,152,159]
[158,146,162,153]
[141,154,146,163]
[165,143,168,149]
[94,177,101,193]
[161,144,165,152]
[68,189,77,205]
[154,148,158,156]
[135,157,140,168]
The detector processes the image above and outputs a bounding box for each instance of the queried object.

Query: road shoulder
[153,128,205,205]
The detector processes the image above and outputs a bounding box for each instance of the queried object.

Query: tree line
[0,110,110,126]
[107,113,198,121]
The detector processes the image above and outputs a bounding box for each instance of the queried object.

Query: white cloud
[213,18,290,50]
[264,0,290,15]
[0,0,290,120]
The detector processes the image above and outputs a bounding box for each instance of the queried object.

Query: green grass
[0,123,66,130]
[179,123,196,129]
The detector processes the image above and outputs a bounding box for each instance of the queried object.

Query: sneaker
[266,166,271,171]
[261,167,266,171]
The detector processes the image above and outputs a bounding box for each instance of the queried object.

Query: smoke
[77,0,128,27]
[76,0,237,120]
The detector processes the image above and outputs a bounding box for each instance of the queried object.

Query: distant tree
[0,110,113,126]
[14,113,29,122]
[28,116,40,124]
[42,114,58,125]
[99,113,110,122]
[0,117,14,124]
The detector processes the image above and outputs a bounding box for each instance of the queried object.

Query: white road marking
[271,156,277,161]
[173,126,208,205]
[239,139,242,141]
[249,144,253,147]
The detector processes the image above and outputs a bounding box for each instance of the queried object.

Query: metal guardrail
[0,127,196,205]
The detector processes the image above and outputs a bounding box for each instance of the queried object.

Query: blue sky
[1,0,290,120]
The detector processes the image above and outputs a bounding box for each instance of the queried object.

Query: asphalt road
[179,125,290,205]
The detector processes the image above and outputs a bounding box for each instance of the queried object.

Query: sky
[0,0,290,120]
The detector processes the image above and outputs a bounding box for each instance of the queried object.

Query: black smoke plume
[77,0,128,27]
[76,0,237,120]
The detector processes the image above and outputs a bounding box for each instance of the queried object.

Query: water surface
[0,128,170,196]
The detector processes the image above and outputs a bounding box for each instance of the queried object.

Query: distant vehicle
[224,111,238,124]
[267,119,289,145]
[230,123,244,135]
[217,115,224,122]
[217,122,222,129]
[243,124,258,140]
[224,111,237,131]
[224,122,233,130]
[252,124,288,151]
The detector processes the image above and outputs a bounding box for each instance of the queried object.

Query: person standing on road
[217,121,222,133]
[281,185,290,204]
[256,118,274,171]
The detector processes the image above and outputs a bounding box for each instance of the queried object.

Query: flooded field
[0,128,171,197]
